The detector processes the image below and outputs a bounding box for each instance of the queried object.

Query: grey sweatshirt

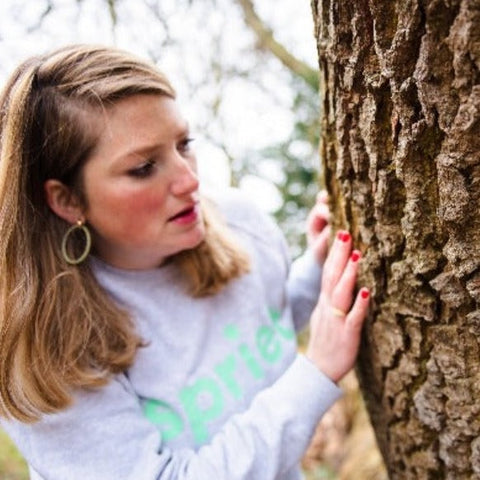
[1,188,342,480]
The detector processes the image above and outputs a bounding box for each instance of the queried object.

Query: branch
[235,0,318,89]
[26,1,54,33]
[106,0,117,26]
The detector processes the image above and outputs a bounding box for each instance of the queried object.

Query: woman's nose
[170,155,199,196]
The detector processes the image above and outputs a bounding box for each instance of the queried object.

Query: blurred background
[0,1,386,479]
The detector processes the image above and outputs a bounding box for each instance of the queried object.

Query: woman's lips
[169,204,199,224]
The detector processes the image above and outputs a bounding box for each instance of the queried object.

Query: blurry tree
[312,0,480,477]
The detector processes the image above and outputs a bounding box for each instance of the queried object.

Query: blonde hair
[0,44,249,422]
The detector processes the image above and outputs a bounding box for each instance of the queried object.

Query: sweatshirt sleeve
[1,354,341,480]
[287,249,322,332]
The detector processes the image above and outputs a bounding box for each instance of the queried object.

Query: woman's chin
[177,227,206,254]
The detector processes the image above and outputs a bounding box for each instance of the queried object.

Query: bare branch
[235,0,318,89]
[106,0,117,27]
[26,0,54,34]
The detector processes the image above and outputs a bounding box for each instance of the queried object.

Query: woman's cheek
[123,189,169,216]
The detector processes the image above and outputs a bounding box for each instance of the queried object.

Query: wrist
[305,347,341,384]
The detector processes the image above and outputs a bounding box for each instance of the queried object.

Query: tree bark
[312,0,480,478]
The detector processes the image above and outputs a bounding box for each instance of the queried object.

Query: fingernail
[337,230,344,240]
[351,250,361,262]
[361,288,370,299]
[341,232,350,242]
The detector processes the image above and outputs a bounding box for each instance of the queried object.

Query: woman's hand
[306,230,369,383]
[306,191,331,265]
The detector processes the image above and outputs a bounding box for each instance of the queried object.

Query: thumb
[311,224,331,264]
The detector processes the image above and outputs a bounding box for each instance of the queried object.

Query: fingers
[308,284,370,383]
[312,224,331,264]
[346,287,370,332]
[307,190,331,245]
[307,202,331,239]
[321,230,352,296]
[316,190,329,205]
[330,249,362,313]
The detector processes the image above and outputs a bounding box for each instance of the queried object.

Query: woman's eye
[178,137,194,153]
[128,160,155,178]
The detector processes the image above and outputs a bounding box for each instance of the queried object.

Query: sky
[0,0,319,213]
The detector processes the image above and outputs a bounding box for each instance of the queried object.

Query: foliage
[269,76,322,256]
[236,73,322,256]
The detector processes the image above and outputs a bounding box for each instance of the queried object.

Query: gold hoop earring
[61,220,92,265]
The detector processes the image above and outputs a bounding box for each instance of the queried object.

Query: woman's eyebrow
[110,120,191,162]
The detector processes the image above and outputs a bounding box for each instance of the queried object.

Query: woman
[0,44,369,479]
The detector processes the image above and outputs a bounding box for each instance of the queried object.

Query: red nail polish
[361,288,370,299]
[337,231,344,240]
[341,232,350,242]
[351,250,361,262]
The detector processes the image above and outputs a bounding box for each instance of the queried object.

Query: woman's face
[80,94,205,270]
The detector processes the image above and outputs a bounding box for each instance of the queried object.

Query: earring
[61,220,92,265]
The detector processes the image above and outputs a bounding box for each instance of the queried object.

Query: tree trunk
[312,0,480,478]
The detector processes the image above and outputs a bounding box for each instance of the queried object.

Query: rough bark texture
[312,0,480,478]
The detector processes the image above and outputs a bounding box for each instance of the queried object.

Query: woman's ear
[44,179,84,224]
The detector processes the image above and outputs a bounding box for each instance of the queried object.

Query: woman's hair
[0,44,249,422]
